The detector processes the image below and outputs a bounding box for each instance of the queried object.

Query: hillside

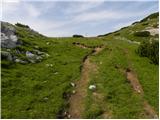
[1,12,159,119]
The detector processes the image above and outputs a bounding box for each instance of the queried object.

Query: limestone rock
[89,85,96,91]
[1,21,22,48]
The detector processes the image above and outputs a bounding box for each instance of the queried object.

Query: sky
[1,0,159,37]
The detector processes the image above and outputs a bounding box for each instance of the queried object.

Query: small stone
[67,114,71,118]
[46,42,50,45]
[137,90,141,93]
[6,49,11,52]
[43,81,47,83]
[15,59,21,63]
[70,82,76,87]
[46,64,49,67]
[89,85,96,91]
[44,97,48,100]
[72,90,76,94]
[54,72,58,75]
[34,46,39,49]
[45,53,50,58]
[26,51,35,58]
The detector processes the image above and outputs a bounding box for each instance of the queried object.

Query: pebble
[89,85,96,91]
[70,82,76,87]
[72,90,76,94]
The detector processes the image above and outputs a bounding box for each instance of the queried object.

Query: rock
[43,81,47,83]
[26,51,42,63]
[34,46,39,49]
[6,49,11,52]
[89,85,96,91]
[33,49,45,55]
[46,42,50,45]
[46,64,49,67]
[46,64,53,67]
[26,51,35,58]
[70,82,76,87]
[1,51,13,61]
[67,114,71,119]
[72,90,76,94]
[44,97,48,101]
[154,115,158,119]
[36,56,42,61]
[45,53,50,58]
[15,59,27,64]
[145,28,159,36]
[1,21,21,48]
[54,72,58,75]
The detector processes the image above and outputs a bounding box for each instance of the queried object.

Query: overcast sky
[1,0,159,37]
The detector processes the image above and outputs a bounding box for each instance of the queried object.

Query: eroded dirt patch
[67,43,104,118]
[126,68,144,94]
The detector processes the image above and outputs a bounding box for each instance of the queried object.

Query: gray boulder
[1,21,22,48]
[1,51,13,61]
[15,59,28,64]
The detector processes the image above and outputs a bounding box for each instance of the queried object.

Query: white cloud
[2,0,21,3]
[65,1,104,14]
[2,1,158,37]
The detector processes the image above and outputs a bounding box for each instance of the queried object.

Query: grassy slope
[84,13,159,118]
[1,12,159,118]
[85,36,158,118]
[2,27,92,118]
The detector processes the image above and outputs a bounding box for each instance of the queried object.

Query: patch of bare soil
[126,68,144,94]
[125,68,158,118]
[121,48,158,118]
[67,44,104,118]
[68,58,93,118]
[143,101,158,118]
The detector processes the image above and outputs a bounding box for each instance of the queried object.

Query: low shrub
[73,34,84,38]
[133,31,150,37]
[15,23,30,28]
[137,40,159,64]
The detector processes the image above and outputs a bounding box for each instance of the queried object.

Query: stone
[15,59,27,64]
[1,51,12,61]
[1,21,21,48]
[54,72,58,75]
[67,114,71,119]
[72,90,76,94]
[46,42,50,45]
[34,46,39,49]
[6,49,11,52]
[70,82,76,87]
[89,85,96,91]
[45,53,50,58]
[44,97,48,101]
[26,51,35,58]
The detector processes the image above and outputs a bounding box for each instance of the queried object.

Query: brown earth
[68,43,104,118]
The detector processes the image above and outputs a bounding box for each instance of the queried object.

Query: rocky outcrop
[1,21,48,64]
[1,21,22,48]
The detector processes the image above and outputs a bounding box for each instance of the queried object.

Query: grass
[1,13,159,118]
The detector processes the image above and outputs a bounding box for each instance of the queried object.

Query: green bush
[140,12,159,22]
[15,23,29,28]
[134,31,150,37]
[73,34,84,38]
[137,40,159,64]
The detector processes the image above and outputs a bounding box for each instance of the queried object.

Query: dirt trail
[126,68,144,94]
[68,43,104,118]
[121,48,158,118]
[126,69,158,118]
